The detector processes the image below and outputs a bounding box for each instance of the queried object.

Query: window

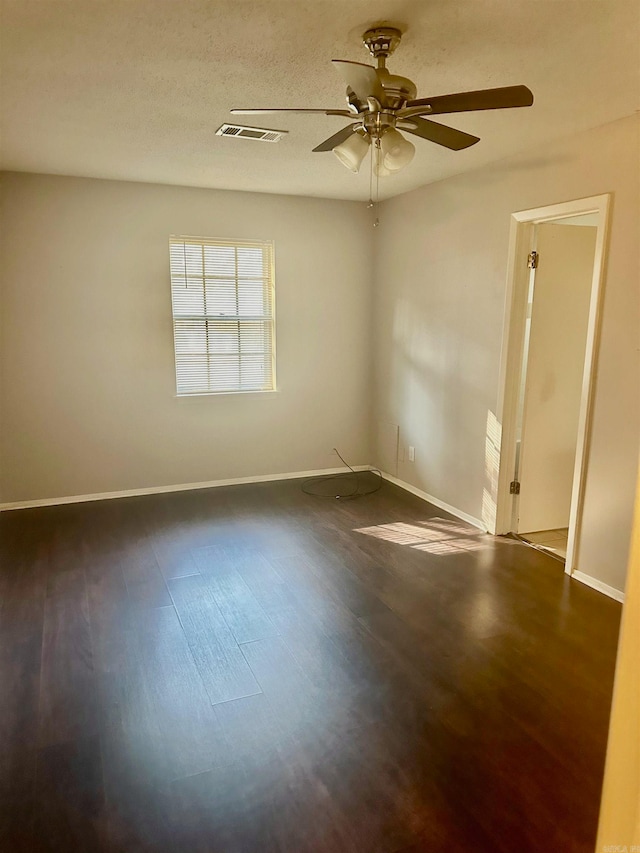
[169,236,275,395]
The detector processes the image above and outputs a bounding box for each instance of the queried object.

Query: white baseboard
[572,570,625,603]
[2,470,625,604]
[379,471,487,532]
[0,465,371,512]
[379,475,625,600]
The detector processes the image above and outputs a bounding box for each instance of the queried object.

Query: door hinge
[510,480,521,495]
[527,250,539,269]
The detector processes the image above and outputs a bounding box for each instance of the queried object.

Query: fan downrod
[362,26,403,68]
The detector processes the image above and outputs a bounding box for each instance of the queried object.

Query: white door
[516,222,597,534]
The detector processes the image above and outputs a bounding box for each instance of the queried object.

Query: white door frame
[494,194,611,576]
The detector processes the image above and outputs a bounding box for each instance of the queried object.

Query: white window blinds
[169,237,275,395]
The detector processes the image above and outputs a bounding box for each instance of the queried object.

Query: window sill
[174,389,278,398]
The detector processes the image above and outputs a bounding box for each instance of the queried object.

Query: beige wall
[373,115,640,593]
[1,117,638,595]
[0,173,373,502]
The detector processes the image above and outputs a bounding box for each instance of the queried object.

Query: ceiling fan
[231,25,534,176]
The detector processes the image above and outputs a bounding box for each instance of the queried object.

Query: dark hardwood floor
[0,477,622,852]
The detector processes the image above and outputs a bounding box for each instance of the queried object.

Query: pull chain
[373,138,381,228]
[368,137,381,228]
[367,139,374,212]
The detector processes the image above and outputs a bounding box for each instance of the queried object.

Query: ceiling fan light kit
[230,22,533,193]
[373,153,392,179]
[379,127,415,172]
[333,129,371,173]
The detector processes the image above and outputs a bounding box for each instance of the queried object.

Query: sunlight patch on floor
[354,517,489,555]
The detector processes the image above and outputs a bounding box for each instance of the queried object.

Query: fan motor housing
[361,110,397,138]
[378,69,417,110]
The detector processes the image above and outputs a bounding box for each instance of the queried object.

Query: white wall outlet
[408,446,415,462]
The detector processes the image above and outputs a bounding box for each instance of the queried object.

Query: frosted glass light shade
[373,149,393,177]
[333,131,371,173]
[379,128,415,172]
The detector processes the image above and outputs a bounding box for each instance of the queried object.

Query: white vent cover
[216,124,287,143]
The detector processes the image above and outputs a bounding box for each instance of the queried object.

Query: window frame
[168,235,276,397]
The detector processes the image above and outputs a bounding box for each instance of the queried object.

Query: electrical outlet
[408,446,415,462]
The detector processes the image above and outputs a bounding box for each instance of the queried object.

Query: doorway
[494,195,610,576]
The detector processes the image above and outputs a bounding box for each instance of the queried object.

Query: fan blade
[231,108,353,116]
[332,60,384,104]
[400,117,480,150]
[400,85,534,118]
[312,124,358,153]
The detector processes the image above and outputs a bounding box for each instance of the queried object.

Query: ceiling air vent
[216,124,287,143]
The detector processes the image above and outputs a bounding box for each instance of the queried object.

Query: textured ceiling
[1,0,639,201]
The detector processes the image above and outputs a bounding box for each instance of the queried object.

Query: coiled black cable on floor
[301,448,383,500]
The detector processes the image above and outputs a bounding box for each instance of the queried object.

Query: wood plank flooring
[0,478,622,852]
